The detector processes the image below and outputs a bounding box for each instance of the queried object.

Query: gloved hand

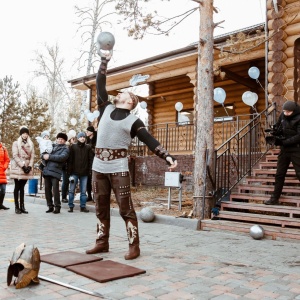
[26,166,32,173]
[275,138,283,146]
[22,166,28,173]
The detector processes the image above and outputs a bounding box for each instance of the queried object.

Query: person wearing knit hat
[86,126,97,202]
[67,130,93,213]
[10,126,35,214]
[264,100,300,205]
[42,132,69,214]
[19,127,29,136]
[85,52,178,260]
[282,100,297,112]
[86,126,95,133]
[36,130,53,171]
[41,130,50,139]
[77,132,86,139]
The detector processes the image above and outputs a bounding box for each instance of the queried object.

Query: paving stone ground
[1,183,300,299]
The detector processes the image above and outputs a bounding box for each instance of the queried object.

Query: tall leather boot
[86,220,110,254]
[20,195,28,214]
[0,193,9,210]
[124,219,140,260]
[14,197,21,214]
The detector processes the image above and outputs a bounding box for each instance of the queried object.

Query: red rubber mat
[41,251,103,267]
[66,260,146,282]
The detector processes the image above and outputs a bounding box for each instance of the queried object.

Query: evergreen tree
[21,91,52,162]
[0,76,22,154]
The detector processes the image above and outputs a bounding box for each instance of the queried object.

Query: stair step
[200,220,300,240]
[237,184,300,194]
[217,210,300,227]
[259,162,293,168]
[265,155,279,162]
[230,192,300,206]
[253,169,296,176]
[244,176,299,184]
[221,202,300,218]
[267,148,280,155]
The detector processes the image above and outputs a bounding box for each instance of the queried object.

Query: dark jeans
[44,176,61,208]
[61,170,69,200]
[273,149,300,199]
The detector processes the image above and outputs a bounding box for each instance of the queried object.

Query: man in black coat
[265,100,300,205]
[67,132,94,212]
[43,133,69,214]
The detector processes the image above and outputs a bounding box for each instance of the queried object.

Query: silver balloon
[249,225,264,240]
[140,207,155,222]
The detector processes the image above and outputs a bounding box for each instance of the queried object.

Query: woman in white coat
[10,127,35,214]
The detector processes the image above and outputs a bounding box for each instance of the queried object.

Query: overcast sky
[0,0,266,89]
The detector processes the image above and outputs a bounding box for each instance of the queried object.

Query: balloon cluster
[213,66,261,112]
[84,109,100,122]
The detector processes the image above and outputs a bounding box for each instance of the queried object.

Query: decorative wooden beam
[221,67,258,90]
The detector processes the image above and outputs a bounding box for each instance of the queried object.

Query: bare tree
[34,43,72,131]
[74,0,116,121]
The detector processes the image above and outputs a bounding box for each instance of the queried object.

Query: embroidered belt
[95,148,127,161]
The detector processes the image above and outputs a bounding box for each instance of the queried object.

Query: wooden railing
[128,112,275,156]
[212,103,277,204]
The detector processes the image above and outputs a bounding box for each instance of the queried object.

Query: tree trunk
[193,0,215,220]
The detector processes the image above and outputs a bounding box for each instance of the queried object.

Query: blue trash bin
[28,179,38,195]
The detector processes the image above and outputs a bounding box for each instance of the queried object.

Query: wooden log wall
[267,0,300,110]
[151,75,194,124]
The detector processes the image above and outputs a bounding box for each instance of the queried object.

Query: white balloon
[70,118,77,126]
[92,110,100,118]
[175,102,183,112]
[68,129,76,138]
[87,112,95,122]
[140,101,147,109]
[213,87,226,104]
[248,67,260,80]
[242,91,258,107]
[37,116,44,122]
[84,109,90,115]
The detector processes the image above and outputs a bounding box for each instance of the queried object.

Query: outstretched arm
[132,120,178,170]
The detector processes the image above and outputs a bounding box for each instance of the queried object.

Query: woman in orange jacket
[0,136,10,210]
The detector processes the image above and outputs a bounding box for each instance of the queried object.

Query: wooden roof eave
[68,23,266,92]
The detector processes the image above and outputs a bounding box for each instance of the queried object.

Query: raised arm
[96,55,112,109]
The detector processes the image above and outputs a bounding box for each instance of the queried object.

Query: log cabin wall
[151,75,194,124]
[267,0,300,110]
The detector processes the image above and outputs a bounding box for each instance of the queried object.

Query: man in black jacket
[264,100,300,205]
[43,133,69,214]
[67,132,94,212]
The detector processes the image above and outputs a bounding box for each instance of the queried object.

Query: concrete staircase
[200,148,300,240]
